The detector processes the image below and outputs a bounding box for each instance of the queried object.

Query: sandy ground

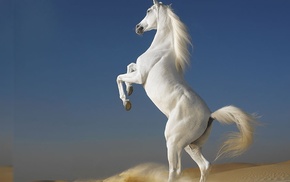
[4,161,290,182]
[33,180,67,182]
[0,166,13,182]
[79,160,290,182]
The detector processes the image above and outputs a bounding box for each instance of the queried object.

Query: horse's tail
[211,105,258,160]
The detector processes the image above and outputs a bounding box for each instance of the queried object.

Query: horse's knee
[126,85,133,96]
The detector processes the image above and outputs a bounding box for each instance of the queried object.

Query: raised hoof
[127,86,133,96]
[123,100,132,111]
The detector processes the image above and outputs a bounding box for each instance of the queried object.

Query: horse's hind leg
[166,140,183,182]
[184,144,210,182]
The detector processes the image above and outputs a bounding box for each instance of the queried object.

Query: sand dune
[0,166,13,182]
[6,161,289,182]
[207,161,290,182]
[33,180,66,182]
[76,160,290,182]
[33,180,67,182]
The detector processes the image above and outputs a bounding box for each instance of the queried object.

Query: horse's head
[136,0,163,35]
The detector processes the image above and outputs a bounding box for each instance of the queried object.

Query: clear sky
[1,0,290,181]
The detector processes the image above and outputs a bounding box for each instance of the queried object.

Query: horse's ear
[153,0,159,5]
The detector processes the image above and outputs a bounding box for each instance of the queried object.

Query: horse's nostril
[135,24,144,35]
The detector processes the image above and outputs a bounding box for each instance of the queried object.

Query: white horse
[116,1,257,181]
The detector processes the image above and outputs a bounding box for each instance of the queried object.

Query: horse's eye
[147,9,151,13]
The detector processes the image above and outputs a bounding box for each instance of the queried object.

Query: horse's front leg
[116,71,143,111]
[125,63,137,96]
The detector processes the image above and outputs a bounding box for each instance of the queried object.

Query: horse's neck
[149,22,173,51]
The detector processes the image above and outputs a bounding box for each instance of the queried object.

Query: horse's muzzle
[136,24,144,35]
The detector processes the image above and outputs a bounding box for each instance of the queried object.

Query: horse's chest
[137,53,160,69]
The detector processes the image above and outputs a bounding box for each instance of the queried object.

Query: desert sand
[0,166,13,182]
[5,161,290,182]
[79,160,290,182]
[33,180,67,182]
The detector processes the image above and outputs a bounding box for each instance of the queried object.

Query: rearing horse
[116,1,257,181]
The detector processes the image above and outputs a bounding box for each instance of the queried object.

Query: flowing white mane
[165,5,191,73]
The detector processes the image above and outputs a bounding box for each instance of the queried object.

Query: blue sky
[1,0,290,181]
